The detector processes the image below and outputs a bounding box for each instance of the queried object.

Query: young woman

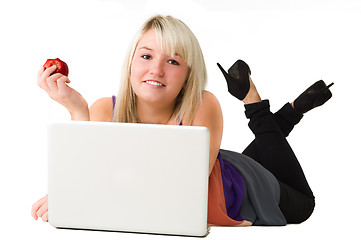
[32,15,333,226]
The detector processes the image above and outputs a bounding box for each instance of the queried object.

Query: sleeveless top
[111,96,286,226]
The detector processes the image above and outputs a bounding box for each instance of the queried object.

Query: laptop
[47,121,210,237]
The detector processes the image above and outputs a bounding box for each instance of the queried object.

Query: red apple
[43,58,69,76]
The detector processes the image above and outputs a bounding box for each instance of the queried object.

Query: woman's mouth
[144,80,165,87]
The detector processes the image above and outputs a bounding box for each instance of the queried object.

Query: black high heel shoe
[217,59,251,101]
[293,80,334,114]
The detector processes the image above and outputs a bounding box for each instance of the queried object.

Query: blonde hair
[112,15,207,125]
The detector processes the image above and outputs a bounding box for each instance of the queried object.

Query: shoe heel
[327,82,334,89]
[217,63,230,81]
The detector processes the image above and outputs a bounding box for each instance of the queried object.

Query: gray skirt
[220,149,286,226]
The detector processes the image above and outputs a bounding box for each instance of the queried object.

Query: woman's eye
[141,54,151,60]
[168,59,180,65]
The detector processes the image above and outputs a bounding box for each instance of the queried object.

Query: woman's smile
[143,80,166,87]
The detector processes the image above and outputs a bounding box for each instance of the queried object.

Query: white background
[1,0,360,239]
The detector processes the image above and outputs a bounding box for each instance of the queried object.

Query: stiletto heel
[327,82,334,89]
[217,59,251,101]
[294,80,334,114]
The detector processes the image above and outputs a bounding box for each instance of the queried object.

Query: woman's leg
[274,102,303,137]
[242,100,314,197]
[242,102,303,159]
[242,100,315,223]
[240,76,315,223]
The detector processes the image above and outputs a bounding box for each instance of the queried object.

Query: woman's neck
[136,99,177,125]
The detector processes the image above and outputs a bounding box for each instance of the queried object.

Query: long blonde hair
[112,15,207,125]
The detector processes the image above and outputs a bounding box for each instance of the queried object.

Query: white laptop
[47,121,210,237]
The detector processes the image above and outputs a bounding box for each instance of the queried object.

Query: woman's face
[130,30,189,108]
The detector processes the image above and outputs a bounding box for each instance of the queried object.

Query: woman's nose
[150,59,165,77]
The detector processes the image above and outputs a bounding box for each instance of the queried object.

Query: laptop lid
[48,121,210,237]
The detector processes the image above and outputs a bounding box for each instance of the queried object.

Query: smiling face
[130,30,189,108]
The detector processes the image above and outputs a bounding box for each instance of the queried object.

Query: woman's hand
[37,65,89,120]
[31,195,48,222]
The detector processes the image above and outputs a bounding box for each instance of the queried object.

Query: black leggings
[242,100,315,224]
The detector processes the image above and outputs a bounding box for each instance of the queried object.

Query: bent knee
[279,182,315,224]
[282,196,315,224]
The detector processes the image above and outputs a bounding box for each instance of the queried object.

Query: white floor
[7,212,353,240]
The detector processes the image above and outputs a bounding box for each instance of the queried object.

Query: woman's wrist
[70,105,90,121]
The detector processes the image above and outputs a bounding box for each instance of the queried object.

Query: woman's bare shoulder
[194,90,223,123]
[89,97,113,122]
[202,90,221,107]
[192,90,223,137]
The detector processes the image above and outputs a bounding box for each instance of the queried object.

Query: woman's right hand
[31,195,48,222]
[37,65,89,120]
